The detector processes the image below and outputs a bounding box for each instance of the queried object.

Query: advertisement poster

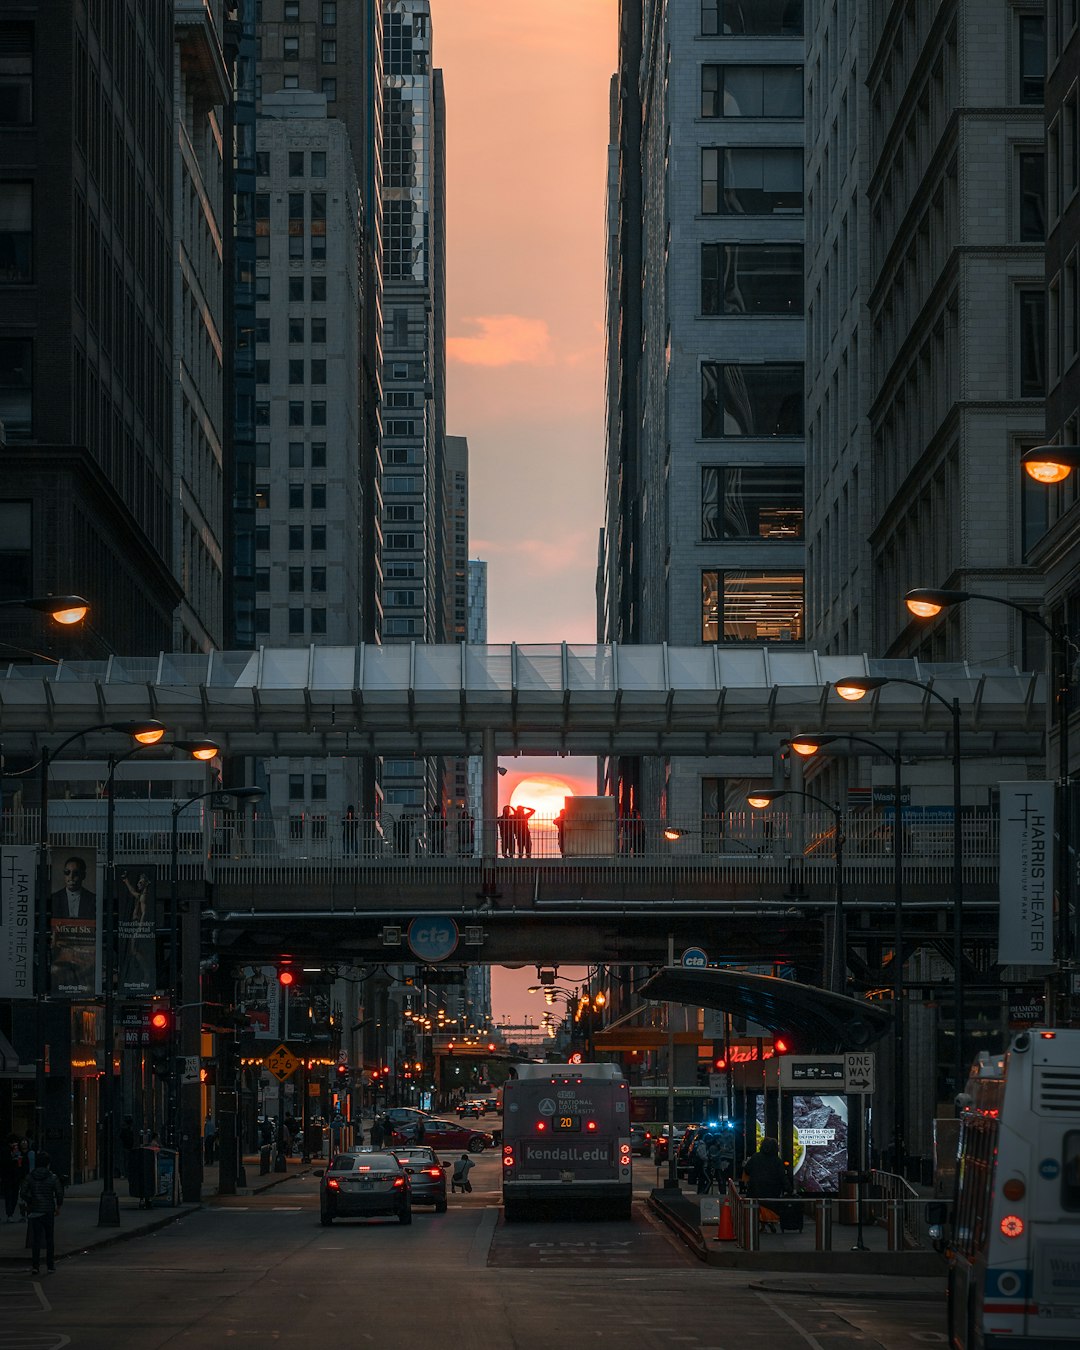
[0,845,36,999]
[49,848,100,998]
[117,864,157,998]
[756,1093,848,1193]
[238,965,280,1038]
[998,781,1055,965]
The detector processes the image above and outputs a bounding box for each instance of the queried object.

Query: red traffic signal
[335,1063,349,1079]
[714,1056,727,1071]
[149,1009,171,1034]
[773,1036,792,1055]
[277,962,296,987]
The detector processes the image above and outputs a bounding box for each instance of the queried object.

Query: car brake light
[326,1178,340,1190]
[1000,1214,1024,1238]
[392,1176,405,1189]
[1040,1031,1056,1039]
[425,1167,442,1178]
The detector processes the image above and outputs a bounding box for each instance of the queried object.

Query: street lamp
[170,785,263,1201]
[904,586,1074,1017]
[789,732,907,1172]
[34,719,167,1162]
[0,594,91,625]
[747,788,846,994]
[98,737,219,1227]
[1020,444,1080,484]
[834,673,967,1096]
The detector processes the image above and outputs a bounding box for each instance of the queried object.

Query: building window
[0,337,31,437]
[255,359,270,384]
[289,359,304,384]
[321,40,337,63]
[255,317,270,343]
[255,486,270,510]
[321,78,337,102]
[702,362,804,437]
[310,401,326,426]
[255,526,270,551]
[288,608,305,635]
[311,276,326,301]
[310,191,326,259]
[0,181,32,281]
[311,525,326,550]
[288,193,305,258]
[283,75,299,89]
[256,274,270,300]
[702,570,805,643]
[322,2,337,24]
[289,317,305,343]
[702,243,803,315]
[289,483,305,509]
[311,567,327,592]
[703,147,802,215]
[0,501,31,600]
[0,23,33,125]
[288,151,304,177]
[311,483,327,509]
[1019,288,1047,396]
[311,773,327,801]
[310,317,327,343]
[255,151,270,176]
[386,419,416,436]
[255,400,270,425]
[283,36,299,60]
[289,526,305,551]
[1020,15,1046,105]
[288,772,305,802]
[254,608,270,634]
[288,400,304,426]
[255,568,269,592]
[311,442,327,467]
[385,533,416,550]
[288,442,305,468]
[289,276,304,301]
[311,151,326,177]
[703,65,803,119]
[1019,151,1046,241]
[289,565,304,592]
[704,1,803,37]
[702,466,804,540]
[311,608,327,635]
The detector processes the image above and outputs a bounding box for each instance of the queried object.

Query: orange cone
[716,1193,735,1242]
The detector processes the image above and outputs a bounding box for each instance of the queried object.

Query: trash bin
[839,1170,860,1225]
[305,1124,322,1158]
[129,1146,159,1206]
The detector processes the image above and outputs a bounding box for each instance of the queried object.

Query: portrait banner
[117,864,157,998]
[0,845,36,999]
[49,847,99,998]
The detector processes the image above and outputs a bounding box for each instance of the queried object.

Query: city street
[0,1153,947,1348]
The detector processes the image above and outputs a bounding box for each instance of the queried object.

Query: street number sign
[267,1043,300,1082]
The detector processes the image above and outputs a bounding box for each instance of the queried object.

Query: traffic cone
[716,1193,735,1242]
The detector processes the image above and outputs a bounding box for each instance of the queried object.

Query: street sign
[266,1043,301,1082]
[779,1055,846,1088]
[181,1055,200,1084]
[707,1073,726,1094]
[844,1052,876,1094]
[680,946,708,968]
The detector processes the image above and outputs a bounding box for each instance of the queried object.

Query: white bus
[937,1028,1080,1348]
[501,1063,633,1222]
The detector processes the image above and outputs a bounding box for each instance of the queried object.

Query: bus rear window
[1062,1131,1080,1211]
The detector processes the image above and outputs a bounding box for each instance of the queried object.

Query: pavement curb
[0,1204,201,1267]
[749,1276,946,1300]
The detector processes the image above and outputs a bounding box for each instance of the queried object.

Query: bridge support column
[481,728,498,864]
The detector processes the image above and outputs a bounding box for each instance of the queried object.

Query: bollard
[259,1145,271,1175]
[888,1198,903,1251]
[747,1201,760,1252]
[815,1197,833,1251]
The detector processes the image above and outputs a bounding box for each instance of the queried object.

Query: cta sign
[681,947,708,968]
[407,915,459,963]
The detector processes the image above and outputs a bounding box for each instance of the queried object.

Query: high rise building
[173,2,231,651]
[466,557,488,816]
[0,4,183,658]
[601,0,807,821]
[442,435,471,810]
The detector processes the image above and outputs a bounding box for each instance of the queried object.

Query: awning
[637,966,892,1053]
[0,1030,31,1078]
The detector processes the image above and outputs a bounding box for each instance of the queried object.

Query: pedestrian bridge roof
[0,644,1045,757]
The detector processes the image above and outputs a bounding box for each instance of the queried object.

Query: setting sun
[509,775,577,818]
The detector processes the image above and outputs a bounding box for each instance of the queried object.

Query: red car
[390,1117,494,1153]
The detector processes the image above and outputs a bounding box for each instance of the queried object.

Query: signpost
[267,1043,300,1083]
[680,947,708,968]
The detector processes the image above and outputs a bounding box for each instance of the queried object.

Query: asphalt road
[0,1148,947,1349]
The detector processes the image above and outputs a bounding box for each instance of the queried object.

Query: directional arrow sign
[266,1043,300,1082]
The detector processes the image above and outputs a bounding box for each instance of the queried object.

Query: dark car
[629,1124,652,1157]
[456,1100,484,1119]
[391,1145,448,1212]
[317,1151,411,1225]
[390,1117,494,1153]
[676,1125,704,1178]
[484,1097,500,1114]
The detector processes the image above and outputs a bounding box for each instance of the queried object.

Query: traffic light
[219,1037,240,1085]
[714,1055,728,1071]
[149,1006,173,1077]
[335,1063,349,1083]
[277,960,297,988]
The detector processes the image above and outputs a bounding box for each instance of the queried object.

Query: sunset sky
[434,3,617,1028]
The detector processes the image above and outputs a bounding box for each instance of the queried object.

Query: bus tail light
[536,1120,546,1131]
[503,1145,515,1169]
[1000,1214,1025,1238]
[586,1120,597,1131]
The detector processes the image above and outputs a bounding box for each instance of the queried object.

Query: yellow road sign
[267,1043,300,1082]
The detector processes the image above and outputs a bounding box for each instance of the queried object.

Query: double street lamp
[746,789,845,994]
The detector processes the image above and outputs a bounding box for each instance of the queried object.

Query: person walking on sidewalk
[1,1135,22,1221]
[19,1151,63,1276]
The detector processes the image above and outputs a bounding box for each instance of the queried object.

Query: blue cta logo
[681,947,708,968]
[407,916,459,962]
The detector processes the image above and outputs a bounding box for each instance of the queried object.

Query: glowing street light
[1020,444,1080,484]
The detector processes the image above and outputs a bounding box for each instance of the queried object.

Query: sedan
[390,1118,494,1152]
[456,1100,484,1119]
[630,1124,653,1157]
[391,1146,448,1212]
[316,1151,411,1225]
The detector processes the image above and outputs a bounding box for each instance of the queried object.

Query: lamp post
[34,719,166,1169]
[789,733,907,1173]
[97,737,219,1227]
[0,594,91,625]
[747,788,846,993]
[905,586,1075,1020]
[834,674,967,1097]
[170,785,263,1200]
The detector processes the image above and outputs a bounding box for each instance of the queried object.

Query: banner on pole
[49,846,100,997]
[0,846,36,999]
[117,864,157,998]
[999,782,1054,965]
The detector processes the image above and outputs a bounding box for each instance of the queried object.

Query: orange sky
[436,0,617,646]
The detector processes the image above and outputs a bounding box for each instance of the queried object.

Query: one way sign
[844,1052,875,1094]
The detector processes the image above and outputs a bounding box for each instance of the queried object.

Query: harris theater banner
[998,782,1054,965]
[1,846,36,999]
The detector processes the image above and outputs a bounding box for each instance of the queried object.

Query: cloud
[472,530,593,577]
[448,314,554,367]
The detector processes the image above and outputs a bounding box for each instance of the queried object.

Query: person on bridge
[499,805,517,857]
[514,804,536,857]
[456,805,475,856]
[342,806,358,856]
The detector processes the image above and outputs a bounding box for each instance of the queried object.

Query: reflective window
[311,151,326,178]
[702,571,805,643]
[1019,289,1046,396]
[0,182,32,281]
[702,362,804,437]
[703,147,803,215]
[288,151,304,177]
[702,467,804,540]
[703,1,803,36]
[1020,16,1046,105]
[1019,151,1045,241]
[702,243,803,315]
[321,78,336,102]
[0,23,33,124]
[0,501,31,600]
[0,337,31,437]
[703,65,803,118]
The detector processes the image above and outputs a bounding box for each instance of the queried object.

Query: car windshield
[393,1148,437,1163]
[329,1155,358,1170]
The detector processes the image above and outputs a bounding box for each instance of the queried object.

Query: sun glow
[509,775,577,818]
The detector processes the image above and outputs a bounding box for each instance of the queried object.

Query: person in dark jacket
[19,1151,63,1275]
[742,1137,790,1200]
[1,1134,22,1221]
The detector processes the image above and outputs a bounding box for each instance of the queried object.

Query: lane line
[753,1290,828,1350]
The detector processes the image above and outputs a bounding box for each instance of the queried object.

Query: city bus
[501,1063,633,1222]
[938,1028,1080,1348]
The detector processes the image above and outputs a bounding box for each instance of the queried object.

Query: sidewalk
[0,1153,314,1268]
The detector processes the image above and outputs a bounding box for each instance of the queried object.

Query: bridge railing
[0,807,1000,888]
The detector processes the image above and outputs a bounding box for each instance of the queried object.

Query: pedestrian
[554,807,567,856]
[692,1134,711,1193]
[415,1117,426,1145]
[514,804,535,858]
[706,1136,729,1193]
[19,1149,63,1276]
[1,1134,21,1222]
[203,1113,216,1165]
[741,1137,790,1232]
[456,805,475,856]
[369,1116,385,1149]
[498,804,516,858]
[623,807,645,855]
[342,805,359,856]
[451,1153,475,1193]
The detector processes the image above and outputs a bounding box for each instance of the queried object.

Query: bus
[938,1028,1080,1348]
[501,1063,633,1222]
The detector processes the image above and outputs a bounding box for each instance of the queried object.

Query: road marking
[754,1291,827,1350]
[271,1206,302,1211]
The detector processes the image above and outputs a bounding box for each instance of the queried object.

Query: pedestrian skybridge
[0,644,1047,757]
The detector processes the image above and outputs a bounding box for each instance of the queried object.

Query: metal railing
[723,1177,931,1253]
[868,1168,928,1251]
